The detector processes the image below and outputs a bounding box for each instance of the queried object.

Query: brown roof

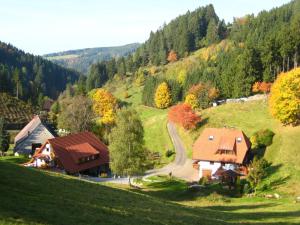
[192,128,251,164]
[33,132,109,173]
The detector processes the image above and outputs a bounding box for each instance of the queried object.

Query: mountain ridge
[44,43,140,74]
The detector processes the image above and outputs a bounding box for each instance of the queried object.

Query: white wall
[198,161,237,179]
[41,143,52,158]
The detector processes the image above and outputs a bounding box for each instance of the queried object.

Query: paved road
[144,122,197,181]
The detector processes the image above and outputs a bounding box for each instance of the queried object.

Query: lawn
[1,160,299,225]
[108,80,174,167]
[138,105,174,166]
[176,100,300,195]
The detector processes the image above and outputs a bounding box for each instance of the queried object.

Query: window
[209,135,214,141]
[237,137,242,143]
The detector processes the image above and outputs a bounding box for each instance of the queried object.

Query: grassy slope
[0,159,300,225]
[106,80,173,166]
[177,100,300,195]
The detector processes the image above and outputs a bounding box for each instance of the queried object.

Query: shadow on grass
[0,162,299,225]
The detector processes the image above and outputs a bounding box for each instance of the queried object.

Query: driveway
[144,122,197,181]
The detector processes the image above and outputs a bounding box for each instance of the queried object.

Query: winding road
[144,122,197,181]
[84,122,197,184]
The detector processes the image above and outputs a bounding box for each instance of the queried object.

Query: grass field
[0,159,300,225]
[176,100,300,195]
[107,80,174,166]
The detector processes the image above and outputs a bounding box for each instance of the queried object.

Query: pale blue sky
[0,0,291,55]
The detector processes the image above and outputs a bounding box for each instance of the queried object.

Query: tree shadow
[196,117,209,129]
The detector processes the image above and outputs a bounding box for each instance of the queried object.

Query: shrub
[124,91,129,99]
[247,157,270,192]
[165,149,175,158]
[251,129,275,148]
[199,176,209,186]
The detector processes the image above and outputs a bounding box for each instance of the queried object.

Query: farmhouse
[25,132,109,176]
[14,115,56,155]
[192,128,251,179]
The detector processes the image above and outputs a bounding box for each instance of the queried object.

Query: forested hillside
[45,43,140,74]
[85,0,300,102]
[0,41,80,105]
[0,93,34,129]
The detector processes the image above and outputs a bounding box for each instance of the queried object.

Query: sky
[0,0,291,55]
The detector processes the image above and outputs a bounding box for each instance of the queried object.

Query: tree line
[85,0,300,100]
[0,41,80,105]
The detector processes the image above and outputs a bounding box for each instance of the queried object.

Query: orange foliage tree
[167,50,178,63]
[168,103,201,130]
[252,82,272,93]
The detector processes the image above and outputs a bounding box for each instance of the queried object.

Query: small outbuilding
[14,115,56,155]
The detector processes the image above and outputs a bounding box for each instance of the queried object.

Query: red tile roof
[33,132,109,173]
[192,128,251,164]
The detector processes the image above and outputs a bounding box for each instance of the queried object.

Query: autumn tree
[188,82,219,109]
[177,69,187,85]
[167,50,178,63]
[57,96,95,133]
[252,82,260,93]
[185,94,198,109]
[109,108,148,185]
[154,82,172,109]
[92,88,118,125]
[252,82,272,93]
[168,103,201,130]
[269,68,300,125]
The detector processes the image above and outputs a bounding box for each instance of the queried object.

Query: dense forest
[0,41,80,105]
[45,43,140,74]
[86,0,300,103]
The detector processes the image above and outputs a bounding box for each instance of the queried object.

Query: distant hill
[0,93,34,129]
[0,41,80,104]
[44,43,140,74]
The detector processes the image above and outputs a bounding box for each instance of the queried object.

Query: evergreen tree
[0,117,10,153]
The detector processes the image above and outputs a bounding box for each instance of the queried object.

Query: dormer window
[236,137,242,143]
[209,135,214,141]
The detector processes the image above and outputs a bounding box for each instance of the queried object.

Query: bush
[251,129,275,148]
[199,176,209,186]
[165,149,175,158]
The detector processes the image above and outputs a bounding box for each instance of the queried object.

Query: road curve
[144,122,197,181]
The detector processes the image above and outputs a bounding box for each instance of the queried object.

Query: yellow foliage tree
[269,68,300,125]
[185,94,199,109]
[92,88,117,125]
[177,69,187,85]
[154,82,172,109]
